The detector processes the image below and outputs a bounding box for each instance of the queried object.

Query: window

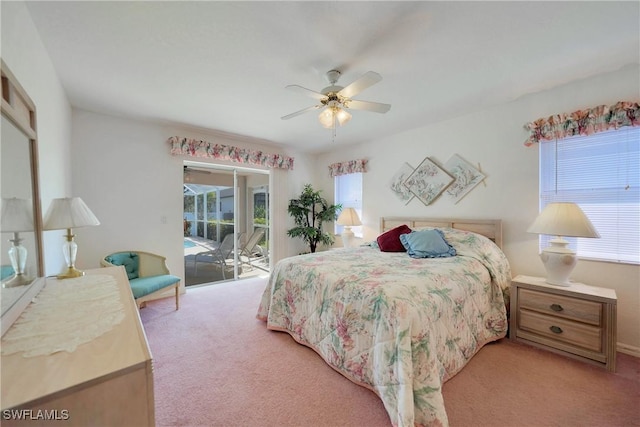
[334,173,363,238]
[539,126,640,264]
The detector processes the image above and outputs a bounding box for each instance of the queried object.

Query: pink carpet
[140,277,640,427]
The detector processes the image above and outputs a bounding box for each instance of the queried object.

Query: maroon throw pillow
[377,224,412,252]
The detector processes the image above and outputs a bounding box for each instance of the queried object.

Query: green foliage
[195,219,234,242]
[254,205,267,220]
[287,184,341,253]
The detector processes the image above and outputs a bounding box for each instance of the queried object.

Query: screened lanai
[183,183,233,242]
[183,169,270,286]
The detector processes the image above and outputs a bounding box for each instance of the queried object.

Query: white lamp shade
[1,198,34,232]
[44,197,100,230]
[337,208,362,227]
[527,202,599,238]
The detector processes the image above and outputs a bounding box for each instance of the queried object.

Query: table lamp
[44,197,100,279]
[336,207,362,248]
[1,198,33,287]
[527,202,599,286]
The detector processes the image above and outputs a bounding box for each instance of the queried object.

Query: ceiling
[25,1,639,154]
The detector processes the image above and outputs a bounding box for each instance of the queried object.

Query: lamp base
[57,266,85,280]
[540,244,577,287]
[2,273,31,288]
[341,227,355,248]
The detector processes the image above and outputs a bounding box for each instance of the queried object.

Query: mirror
[1,60,44,325]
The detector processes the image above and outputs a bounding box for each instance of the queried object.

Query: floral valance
[328,159,368,177]
[523,101,640,146]
[168,136,294,170]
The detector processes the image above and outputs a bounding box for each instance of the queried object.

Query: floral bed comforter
[257,228,511,427]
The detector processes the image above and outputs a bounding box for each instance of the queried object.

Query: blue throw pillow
[399,229,457,259]
[105,252,140,280]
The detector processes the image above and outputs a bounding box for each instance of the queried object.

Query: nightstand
[510,275,617,372]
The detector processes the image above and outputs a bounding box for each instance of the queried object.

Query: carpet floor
[140,277,640,427]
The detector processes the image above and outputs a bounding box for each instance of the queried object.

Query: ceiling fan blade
[347,100,391,114]
[285,85,327,101]
[281,104,323,120]
[338,71,383,99]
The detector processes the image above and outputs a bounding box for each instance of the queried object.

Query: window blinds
[539,127,640,264]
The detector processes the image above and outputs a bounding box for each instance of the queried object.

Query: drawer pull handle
[549,325,563,334]
[550,304,563,312]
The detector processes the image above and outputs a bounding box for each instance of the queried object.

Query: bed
[257,217,511,426]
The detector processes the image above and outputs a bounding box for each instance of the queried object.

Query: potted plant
[287,184,341,253]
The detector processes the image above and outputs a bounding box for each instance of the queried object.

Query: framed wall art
[444,154,486,204]
[389,162,415,204]
[403,157,453,206]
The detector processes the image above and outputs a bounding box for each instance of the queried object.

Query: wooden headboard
[380,217,503,249]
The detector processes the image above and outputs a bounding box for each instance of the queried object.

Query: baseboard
[617,343,640,358]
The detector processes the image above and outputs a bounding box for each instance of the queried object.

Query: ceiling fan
[281,70,391,137]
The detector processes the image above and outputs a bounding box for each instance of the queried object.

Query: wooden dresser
[510,274,617,372]
[1,267,155,426]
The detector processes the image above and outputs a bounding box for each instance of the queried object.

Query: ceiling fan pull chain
[332,119,337,143]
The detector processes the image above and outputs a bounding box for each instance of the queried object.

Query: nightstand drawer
[519,309,602,352]
[519,288,602,326]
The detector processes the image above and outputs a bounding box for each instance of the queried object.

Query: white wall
[1,1,73,275]
[70,110,313,288]
[316,63,640,353]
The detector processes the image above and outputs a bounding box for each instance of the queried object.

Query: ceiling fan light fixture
[336,108,351,126]
[318,108,335,129]
[318,106,351,129]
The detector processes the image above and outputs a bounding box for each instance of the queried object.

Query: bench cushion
[105,252,139,280]
[1,265,15,280]
[130,275,180,299]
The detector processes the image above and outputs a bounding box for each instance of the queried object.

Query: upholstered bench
[101,251,180,309]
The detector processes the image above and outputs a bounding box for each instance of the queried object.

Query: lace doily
[1,274,125,358]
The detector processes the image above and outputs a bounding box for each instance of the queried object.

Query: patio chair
[193,233,236,279]
[238,228,266,269]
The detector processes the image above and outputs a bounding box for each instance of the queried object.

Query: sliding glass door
[183,162,270,286]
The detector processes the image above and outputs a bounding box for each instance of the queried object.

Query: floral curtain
[328,159,368,177]
[523,101,640,146]
[168,136,294,170]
